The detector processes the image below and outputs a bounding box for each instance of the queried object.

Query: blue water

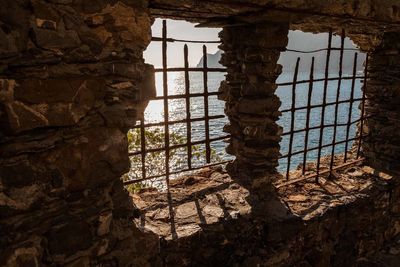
[142,70,362,173]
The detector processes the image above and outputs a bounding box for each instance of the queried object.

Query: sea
[143,71,363,173]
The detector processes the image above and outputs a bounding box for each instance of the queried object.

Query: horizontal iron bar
[151,36,359,54]
[123,160,231,185]
[132,114,226,129]
[155,67,226,72]
[276,158,365,188]
[152,36,221,44]
[279,135,363,159]
[280,97,364,113]
[128,135,230,156]
[277,76,364,86]
[152,91,221,101]
[281,116,367,137]
[286,47,359,54]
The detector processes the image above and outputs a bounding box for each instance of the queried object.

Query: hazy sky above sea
[144,19,359,68]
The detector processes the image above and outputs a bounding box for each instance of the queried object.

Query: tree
[124,128,222,192]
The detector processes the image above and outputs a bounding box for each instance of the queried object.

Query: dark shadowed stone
[47,221,92,255]
[0,163,35,188]
[78,31,103,55]
[33,28,81,50]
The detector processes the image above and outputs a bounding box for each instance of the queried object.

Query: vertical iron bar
[316,29,333,182]
[344,53,358,162]
[286,57,301,180]
[162,19,170,184]
[302,57,315,175]
[329,29,345,172]
[203,45,211,163]
[184,44,192,169]
[357,54,369,159]
[140,118,146,180]
[162,20,177,239]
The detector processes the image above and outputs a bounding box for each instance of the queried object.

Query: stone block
[47,221,92,256]
[237,96,281,115]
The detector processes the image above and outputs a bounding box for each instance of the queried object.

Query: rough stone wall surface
[363,32,400,174]
[0,1,160,266]
[144,165,400,267]
[149,0,400,25]
[219,23,288,184]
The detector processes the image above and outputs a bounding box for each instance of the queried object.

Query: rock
[47,221,92,256]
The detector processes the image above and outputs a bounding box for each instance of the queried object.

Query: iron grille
[124,21,369,188]
[125,20,229,187]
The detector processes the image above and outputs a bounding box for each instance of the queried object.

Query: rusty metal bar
[316,29,333,182]
[302,57,315,175]
[344,52,358,162]
[280,97,365,113]
[162,20,177,241]
[280,136,365,159]
[155,67,226,72]
[162,20,171,183]
[330,29,346,172]
[140,119,146,181]
[282,116,369,137]
[131,115,225,129]
[151,35,359,53]
[276,158,365,188]
[152,36,221,44]
[286,57,300,180]
[184,44,192,169]
[152,91,221,101]
[277,76,364,87]
[129,135,230,156]
[203,45,212,163]
[286,47,360,54]
[357,54,369,159]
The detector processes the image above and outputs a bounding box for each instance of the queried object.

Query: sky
[144,19,360,68]
[144,19,221,68]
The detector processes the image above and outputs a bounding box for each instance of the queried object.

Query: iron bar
[280,97,365,114]
[344,53,358,162]
[152,36,221,44]
[151,35,359,54]
[316,29,333,182]
[184,44,192,169]
[286,47,360,54]
[357,54,369,159]
[286,57,300,180]
[162,20,171,183]
[282,116,370,137]
[128,135,230,156]
[155,67,226,72]
[277,76,364,87]
[140,119,146,181]
[131,115,225,129]
[330,29,346,172]
[162,20,177,238]
[203,45,212,163]
[280,135,366,159]
[302,57,315,175]
[152,91,221,101]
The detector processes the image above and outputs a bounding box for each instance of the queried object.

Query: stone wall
[363,33,400,174]
[1,1,400,266]
[0,1,160,266]
[219,23,288,186]
[133,161,400,267]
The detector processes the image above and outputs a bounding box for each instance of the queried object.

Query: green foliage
[124,127,222,192]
